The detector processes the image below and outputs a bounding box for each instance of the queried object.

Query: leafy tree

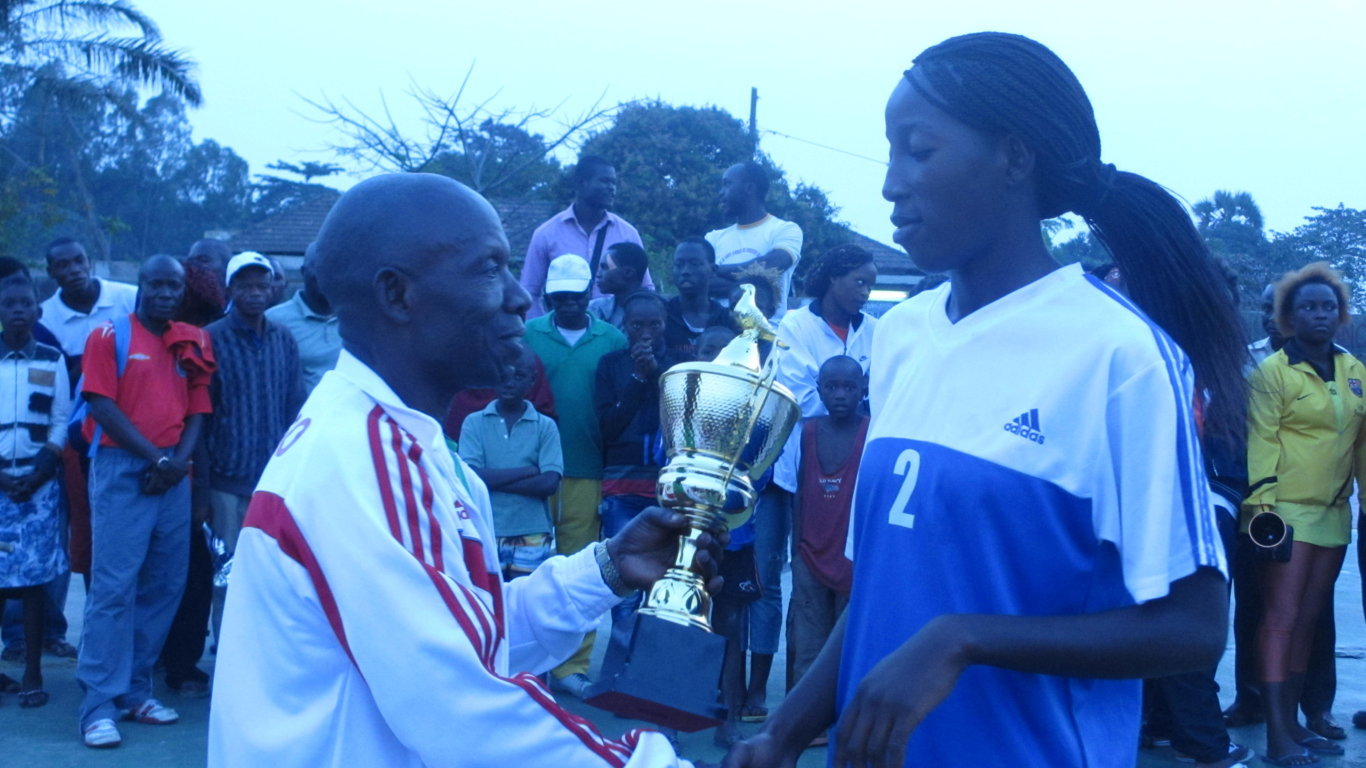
[1269,204,1366,310]
[1193,190,1275,306]
[421,119,562,200]
[575,101,848,287]
[0,78,250,261]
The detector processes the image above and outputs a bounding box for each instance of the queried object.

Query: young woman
[775,244,878,418]
[0,277,71,708]
[725,32,1246,768]
[1244,263,1363,766]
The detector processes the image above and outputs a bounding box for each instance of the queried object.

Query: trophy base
[584,613,726,732]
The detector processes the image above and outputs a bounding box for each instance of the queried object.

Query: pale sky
[136,0,1365,245]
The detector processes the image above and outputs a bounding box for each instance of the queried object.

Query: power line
[760,128,886,166]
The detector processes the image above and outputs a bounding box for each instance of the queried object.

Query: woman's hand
[833,616,969,768]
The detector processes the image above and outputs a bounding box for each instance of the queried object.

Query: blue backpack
[67,314,132,458]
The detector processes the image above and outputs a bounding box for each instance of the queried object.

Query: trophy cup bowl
[585,285,800,731]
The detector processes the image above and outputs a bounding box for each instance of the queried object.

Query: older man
[209,174,712,767]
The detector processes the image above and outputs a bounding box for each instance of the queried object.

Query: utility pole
[749,87,759,156]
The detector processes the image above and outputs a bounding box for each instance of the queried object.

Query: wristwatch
[594,542,635,597]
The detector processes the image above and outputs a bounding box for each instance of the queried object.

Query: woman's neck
[946,237,1057,322]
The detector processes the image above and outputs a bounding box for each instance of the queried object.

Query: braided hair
[907,32,1247,443]
[806,244,874,299]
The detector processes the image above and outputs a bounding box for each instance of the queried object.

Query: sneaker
[549,672,592,699]
[83,718,123,748]
[124,698,179,725]
[43,639,77,658]
[0,643,23,662]
[1175,742,1252,765]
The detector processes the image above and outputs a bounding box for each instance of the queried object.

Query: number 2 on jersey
[887,448,921,529]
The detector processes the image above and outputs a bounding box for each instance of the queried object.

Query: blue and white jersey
[839,263,1225,768]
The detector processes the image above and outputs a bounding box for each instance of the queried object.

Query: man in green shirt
[266,243,341,393]
[523,253,626,697]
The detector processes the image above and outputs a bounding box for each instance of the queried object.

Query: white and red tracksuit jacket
[209,351,687,767]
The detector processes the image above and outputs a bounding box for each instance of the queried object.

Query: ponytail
[909,32,1249,444]
[1081,172,1248,443]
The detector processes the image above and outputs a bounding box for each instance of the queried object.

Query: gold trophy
[586,285,801,731]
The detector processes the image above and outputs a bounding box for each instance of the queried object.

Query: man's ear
[373,266,414,323]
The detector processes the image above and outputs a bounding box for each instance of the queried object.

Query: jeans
[77,447,189,727]
[749,488,790,655]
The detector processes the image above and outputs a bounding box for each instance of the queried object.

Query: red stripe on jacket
[243,492,355,665]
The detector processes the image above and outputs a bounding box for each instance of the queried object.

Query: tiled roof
[843,230,921,276]
[228,189,558,262]
[230,190,341,256]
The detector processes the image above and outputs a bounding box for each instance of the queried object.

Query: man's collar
[90,278,119,309]
[227,309,269,335]
[0,335,38,359]
[481,398,537,422]
[331,350,443,449]
[292,290,333,320]
[560,204,616,228]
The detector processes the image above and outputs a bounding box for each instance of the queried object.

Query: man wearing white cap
[523,253,626,696]
[200,253,306,635]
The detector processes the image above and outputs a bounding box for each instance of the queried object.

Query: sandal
[18,689,47,708]
[1305,716,1346,741]
[1295,737,1343,756]
[737,704,768,723]
[1261,751,1318,767]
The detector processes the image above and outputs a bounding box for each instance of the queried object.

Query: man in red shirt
[75,255,215,749]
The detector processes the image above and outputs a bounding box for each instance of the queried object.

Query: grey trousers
[77,447,189,727]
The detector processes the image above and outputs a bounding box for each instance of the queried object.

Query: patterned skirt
[0,478,66,588]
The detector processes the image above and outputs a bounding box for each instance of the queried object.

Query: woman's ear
[1002,134,1036,186]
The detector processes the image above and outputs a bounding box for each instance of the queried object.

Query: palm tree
[1193,190,1265,244]
[0,1,200,106]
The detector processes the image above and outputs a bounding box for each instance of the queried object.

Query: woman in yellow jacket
[1244,262,1366,766]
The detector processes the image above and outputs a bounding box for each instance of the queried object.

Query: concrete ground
[3,536,1364,767]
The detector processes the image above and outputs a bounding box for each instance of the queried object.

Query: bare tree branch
[299,65,621,194]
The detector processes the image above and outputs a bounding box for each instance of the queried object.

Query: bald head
[141,254,184,281]
[138,254,186,323]
[312,173,530,408]
[819,354,863,381]
[315,173,507,319]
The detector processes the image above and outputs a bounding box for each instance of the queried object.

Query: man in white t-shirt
[40,238,139,374]
[704,162,803,320]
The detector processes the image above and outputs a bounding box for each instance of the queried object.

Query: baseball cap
[226,251,273,284]
[545,253,591,294]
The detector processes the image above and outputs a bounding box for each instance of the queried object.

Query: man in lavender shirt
[520,155,653,318]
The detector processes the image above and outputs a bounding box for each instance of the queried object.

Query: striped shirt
[202,312,305,496]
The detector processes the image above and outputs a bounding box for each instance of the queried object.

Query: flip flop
[737,704,768,723]
[1295,737,1343,756]
[1261,751,1318,767]
[1305,717,1346,741]
[17,689,47,708]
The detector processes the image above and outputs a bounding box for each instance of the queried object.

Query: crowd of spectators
[1,149,1364,768]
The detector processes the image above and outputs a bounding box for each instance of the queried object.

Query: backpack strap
[87,315,134,458]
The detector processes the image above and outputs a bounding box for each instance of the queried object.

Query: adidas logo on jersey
[1003,408,1045,444]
